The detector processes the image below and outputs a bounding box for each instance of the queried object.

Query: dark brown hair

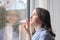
[35,7,56,37]
[0,6,7,28]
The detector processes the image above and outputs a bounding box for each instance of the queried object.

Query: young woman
[24,8,56,40]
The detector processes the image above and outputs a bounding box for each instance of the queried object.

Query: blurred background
[0,0,60,40]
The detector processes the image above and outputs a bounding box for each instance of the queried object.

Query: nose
[30,16,32,18]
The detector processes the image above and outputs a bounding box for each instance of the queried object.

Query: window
[6,0,30,40]
[0,0,30,40]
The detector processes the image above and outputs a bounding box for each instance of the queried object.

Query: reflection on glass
[6,0,27,40]
[0,0,27,40]
[6,0,27,10]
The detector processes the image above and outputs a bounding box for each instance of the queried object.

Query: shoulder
[39,30,54,40]
[40,30,51,36]
[0,29,4,35]
[0,29,4,39]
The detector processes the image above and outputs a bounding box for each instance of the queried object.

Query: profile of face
[30,9,42,26]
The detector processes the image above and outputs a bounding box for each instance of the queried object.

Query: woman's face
[30,9,41,26]
[7,15,18,24]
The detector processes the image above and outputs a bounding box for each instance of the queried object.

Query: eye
[32,13,37,16]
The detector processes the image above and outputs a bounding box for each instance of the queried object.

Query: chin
[30,22,32,25]
[30,22,33,25]
[30,21,35,25]
[30,22,34,26]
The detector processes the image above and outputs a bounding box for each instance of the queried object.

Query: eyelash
[32,14,37,16]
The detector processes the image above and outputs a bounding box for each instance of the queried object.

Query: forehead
[7,10,18,16]
[32,9,37,14]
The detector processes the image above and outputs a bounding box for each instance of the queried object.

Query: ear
[37,18,42,24]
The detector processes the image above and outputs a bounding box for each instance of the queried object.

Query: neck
[34,24,42,32]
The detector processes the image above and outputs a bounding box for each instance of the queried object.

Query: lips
[30,18,32,21]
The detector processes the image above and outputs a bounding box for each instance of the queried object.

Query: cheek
[30,16,38,24]
[33,17,38,22]
[10,16,18,21]
[13,17,18,21]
